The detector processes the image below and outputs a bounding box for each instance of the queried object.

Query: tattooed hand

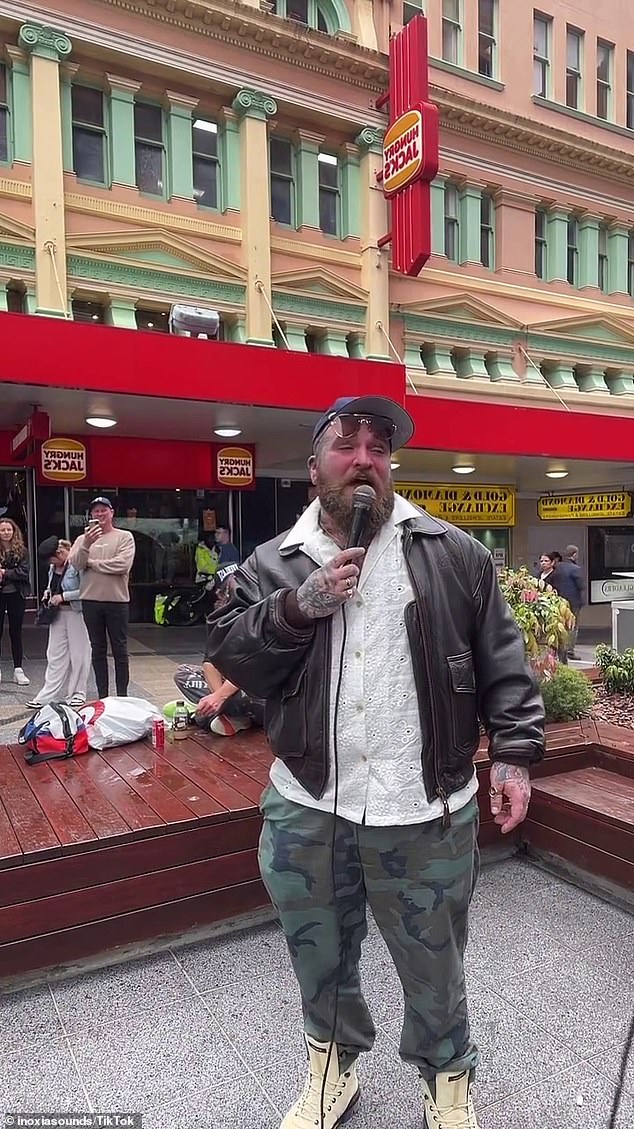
[295,548,365,620]
[489,761,531,835]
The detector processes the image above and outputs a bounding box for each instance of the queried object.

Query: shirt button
[361,754,368,763]
[355,650,362,659]
[356,703,364,713]
[356,600,363,608]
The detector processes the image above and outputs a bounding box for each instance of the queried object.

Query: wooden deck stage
[1,719,633,984]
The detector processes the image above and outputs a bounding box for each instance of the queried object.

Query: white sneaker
[210,714,252,737]
[281,1035,360,1129]
[67,694,86,708]
[422,1069,478,1128]
[14,668,30,686]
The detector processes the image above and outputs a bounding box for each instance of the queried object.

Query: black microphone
[346,484,376,549]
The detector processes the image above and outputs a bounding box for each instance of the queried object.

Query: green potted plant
[498,567,575,678]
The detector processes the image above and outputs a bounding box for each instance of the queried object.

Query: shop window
[442,0,461,65]
[135,308,170,333]
[0,63,8,163]
[628,231,634,298]
[596,40,613,120]
[533,13,551,98]
[318,152,340,236]
[627,51,634,130]
[270,137,295,226]
[444,183,459,261]
[566,27,583,110]
[72,299,107,324]
[72,86,106,184]
[598,223,608,293]
[192,118,218,209]
[480,193,495,268]
[566,217,579,285]
[6,283,26,313]
[478,0,497,78]
[535,207,547,278]
[273,0,330,32]
[588,526,634,605]
[134,101,165,196]
[403,0,424,27]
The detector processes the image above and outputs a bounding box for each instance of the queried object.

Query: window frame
[533,13,551,99]
[71,84,107,186]
[318,151,340,237]
[192,117,220,211]
[565,26,584,111]
[441,0,462,65]
[273,0,333,33]
[269,136,296,227]
[480,192,495,269]
[596,39,613,121]
[0,62,10,165]
[444,183,459,262]
[403,0,425,28]
[477,0,497,79]
[628,231,634,298]
[627,51,634,131]
[534,207,547,279]
[71,298,108,325]
[598,223,608,293]
[567,216,579,286]
[134,100,166,198]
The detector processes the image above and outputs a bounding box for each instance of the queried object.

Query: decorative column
[430,178,445,255]
[232,88,277,346]
[546,208,568,283]
[459,184,482,265]
[284,324,308,352]
[295,129,323,231]
[403,336,425,370]
[340,141,361,239]
[320,329,349,357]
[578,215,600,290]
[607,224,629,295]
[422,343,455,377]
[107,74,141,188]
[454,349,489,379]
[19,23,72,317]
[60,62,79,173]
[575,364,609,393]
[4,47,32,162]
[545,361,577,389]
[356,126,390,361]
[164,91,198,201]
[485,351,521,382]
[108,298,137,329]
[605,368,634,396]
[0,287,7,311]
[218,107,240,212]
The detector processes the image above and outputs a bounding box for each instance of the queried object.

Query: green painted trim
[347,333,365,359]
[285,326,309,352]
[576,366,609,393]
[578,217,599,289]
[355,126,384,155]
[528,332,634,367]
[67,255,246,304]
[459,186,481,265]
[0,286,8,311]
[167,103,194,201]
[60,72,73,174]
[18,24,72,63]
[24,288,37,314]
[296,141,320,229]
[545,363,576,389]
[221,118,240,212]
[546,210,568,283]
[454,350,488,379]
[226,318,246,344]
[108,299,137,329]
[486,353,519,382]
[35,307,68,317]
[430,179,445,256]
[403,313,515,349]
[533,95,634,143]
[403,340,424,368]
[10,59,32,163]
[607,228,628,295]
[272,291,365,325]
[341,151,360,239]
[607,372,634,395]
[109,89,136,187]
[430,57,505,91]
[0,243,36,270]
[320,328,349,357]
[421,343,454,375]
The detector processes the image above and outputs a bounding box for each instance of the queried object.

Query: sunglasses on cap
[327,413,396,443]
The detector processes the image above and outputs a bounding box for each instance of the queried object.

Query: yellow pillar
[19,23,71,317]
[356,127,390,362]
[232,88,277,346]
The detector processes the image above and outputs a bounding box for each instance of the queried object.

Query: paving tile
[529,881,634,953]
[68,995,245,1110]
[51,951,193,1033]
[587,1037,634,1100]
[147,1074,279,1128]
[172,921,288,993]
[0,1035,86,1115]
[0,985,63,1050]
[464,911,578,986]
[200,968,304,1072]
[478,1059,634,1128]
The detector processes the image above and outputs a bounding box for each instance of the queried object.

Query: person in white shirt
[207,395,544,1129]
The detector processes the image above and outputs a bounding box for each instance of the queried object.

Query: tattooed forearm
[292,548,364,622]
[490,762,531,794]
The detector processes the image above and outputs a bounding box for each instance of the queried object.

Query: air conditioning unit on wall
[611,601,634,652]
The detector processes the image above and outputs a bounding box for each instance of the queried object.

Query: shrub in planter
[498,567,575,677]
[540,664,594,723]
[595,644,634,693]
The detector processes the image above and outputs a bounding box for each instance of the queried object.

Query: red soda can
[152,718,165,750]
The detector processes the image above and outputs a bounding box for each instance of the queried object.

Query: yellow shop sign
[395,483,515,526]
[538,491,632,521]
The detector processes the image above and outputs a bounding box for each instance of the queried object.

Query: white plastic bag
[78,697,162,750]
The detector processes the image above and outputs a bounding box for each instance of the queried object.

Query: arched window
[272,0,351,35]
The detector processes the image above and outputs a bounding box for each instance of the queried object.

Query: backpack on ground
[18,702,90,764]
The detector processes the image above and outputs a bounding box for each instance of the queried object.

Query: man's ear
[308,454,318,487]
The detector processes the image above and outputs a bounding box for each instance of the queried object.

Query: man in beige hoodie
[70,497,136,697]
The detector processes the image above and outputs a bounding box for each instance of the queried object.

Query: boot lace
[423,1090,478,1129]
[293,1069,352,1123]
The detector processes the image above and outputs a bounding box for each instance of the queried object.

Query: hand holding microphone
[295,485,376,620]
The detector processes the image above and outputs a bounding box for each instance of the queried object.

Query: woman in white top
[27,536,92,709]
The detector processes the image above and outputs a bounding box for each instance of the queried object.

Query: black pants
[0,591,25,667]
[82,600,130,698]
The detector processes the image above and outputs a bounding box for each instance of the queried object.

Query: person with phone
[69,497,136,698]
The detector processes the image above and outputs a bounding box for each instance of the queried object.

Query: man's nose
[352,443,374,465]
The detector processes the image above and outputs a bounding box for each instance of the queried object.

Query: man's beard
[317,474,395,539]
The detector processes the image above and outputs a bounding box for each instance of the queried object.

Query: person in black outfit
[0,517,31,686]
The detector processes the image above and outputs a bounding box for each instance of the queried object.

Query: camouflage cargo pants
[258,785,480,1080]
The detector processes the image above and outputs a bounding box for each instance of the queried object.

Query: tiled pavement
[2,857,633,1128]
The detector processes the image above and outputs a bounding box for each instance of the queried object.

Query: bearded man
[206,395,544,1129]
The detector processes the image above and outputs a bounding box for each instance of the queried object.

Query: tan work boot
[421,1069,478,1128]
[280,1034,360,1128]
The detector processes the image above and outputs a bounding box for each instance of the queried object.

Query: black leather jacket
[206,509,545,808]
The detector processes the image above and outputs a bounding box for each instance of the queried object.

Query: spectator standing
[0,517,30,685]
[552,545,586,658]
[215,525,240,567]
[70,498,136,697]
[27,537,92,708]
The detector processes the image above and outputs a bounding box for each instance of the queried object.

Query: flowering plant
[498,567,575,677]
